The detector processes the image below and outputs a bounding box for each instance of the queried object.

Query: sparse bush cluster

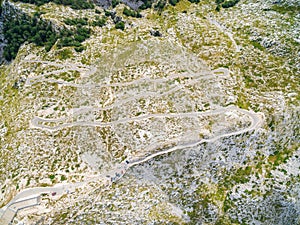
[91,16,106,27]
[221,0,240,8]
[11,0,95,10]
[150,29,162,37]
[123,7,142,18]
[138,0,188,11]
[154,0,166,11]
[115,21,125,30]
[169,0,179,6]
[64,16,106,27]
[57,25,91,52]
[215,0,240,11]
[153,0,185,11]
[139,0,152,10]
[188,0,199,3]
[64,17,88,26]
[154,0,183,10]
[111,0,120,8]
[103,10,125,31]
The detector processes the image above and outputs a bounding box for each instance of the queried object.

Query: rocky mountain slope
[0,0,299,224]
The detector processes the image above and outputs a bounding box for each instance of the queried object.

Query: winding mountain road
[208,17,241,52]
[0,104,263,224]
[31,105,255,132]
[0,60,263,224]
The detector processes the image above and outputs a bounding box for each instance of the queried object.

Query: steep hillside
[0,0,299,224]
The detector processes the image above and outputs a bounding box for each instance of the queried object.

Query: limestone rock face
[0,0,299,224]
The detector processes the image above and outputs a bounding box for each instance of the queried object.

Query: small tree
[112,0,120,7]
[115,21,125,30]
[169,0,179,6]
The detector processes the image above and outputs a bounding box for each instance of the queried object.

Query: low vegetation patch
[215,0,240,11]
[123,7,142,18]
[64,17,88,26]
[154,0,166,11]
[115,21,125,30]
[91,16,106,27]
[188,0,199,3]
[12,0,95,10]
[169,0,179,6]
[139,0,152,10]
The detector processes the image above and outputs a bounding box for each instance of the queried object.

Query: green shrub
[221,0,240,8]
[188,0,200,3]
[91,16,106,27]
[112,0,120,7]
[154,0,166,10]
[75,46,86,52]
[64,17,88,26]
[139,0,152,10]
[12,0,95,10]
[123,7,142,18]
[105,10,112,17]
[115,21,125,30]
[57,49,73,60]
[169,0,179,6]
[61,175,67,181]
